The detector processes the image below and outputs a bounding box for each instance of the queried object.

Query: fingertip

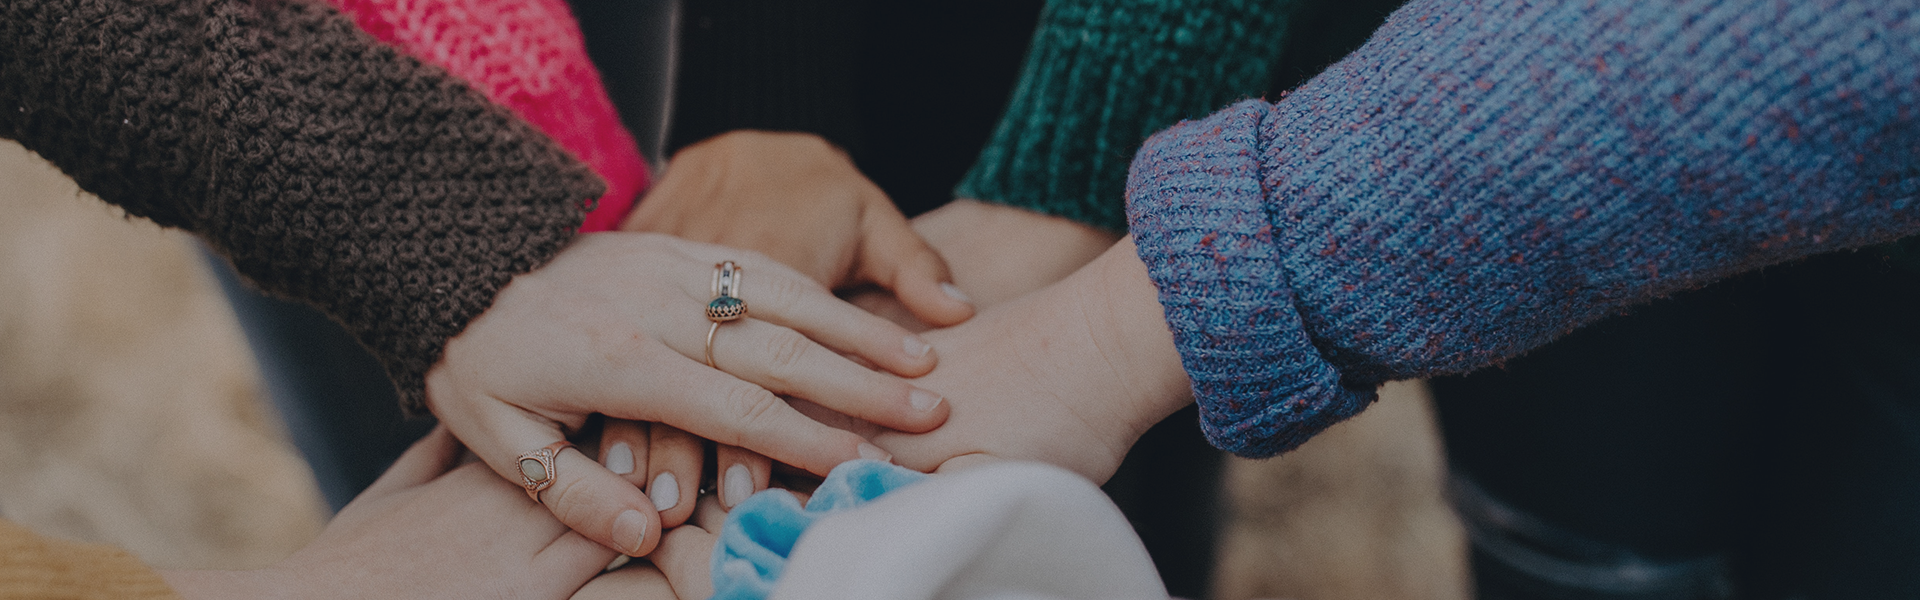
[895,277,975,329]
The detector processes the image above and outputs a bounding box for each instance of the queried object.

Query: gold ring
[515,440,575,503]
[705,261,746,368]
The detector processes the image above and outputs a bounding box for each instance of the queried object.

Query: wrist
[1088,237,1193,423]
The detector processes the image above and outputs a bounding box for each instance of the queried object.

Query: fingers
[541,448,665,557]
[358,425,462,501]
[449,400,664,557]
[653,522,719,600]
[736,269,940,378]
[646,424,702,527]
[567,562,674,600]
[714,445,772,510]
[859,209,974,327]
[595,350,891,477]
[536,531,629,600]
[702,319,948,433]
[597,419,650,486]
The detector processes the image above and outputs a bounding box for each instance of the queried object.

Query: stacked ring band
[706,261,747,368]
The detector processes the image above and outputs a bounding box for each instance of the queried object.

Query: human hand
[161,427,616,600]
[594,419,770,525]
[426,233,950,556]
[847,199,1121,329]
[571,493,732,600]
[624,130,973,327]
[868,239,1193,482]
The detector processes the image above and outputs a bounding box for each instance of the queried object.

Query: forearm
[955,0,1301,231]
[1128,0,1920,456]
[0,0,602,412]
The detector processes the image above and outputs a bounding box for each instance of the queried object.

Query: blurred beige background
[0,138,1465,597]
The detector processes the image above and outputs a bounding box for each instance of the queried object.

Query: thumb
[857,210,974,327]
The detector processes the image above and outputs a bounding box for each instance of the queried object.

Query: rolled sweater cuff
[1125,100,1374,458]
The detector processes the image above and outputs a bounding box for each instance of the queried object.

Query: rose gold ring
[705,261,747,369]
[515,440,576,503]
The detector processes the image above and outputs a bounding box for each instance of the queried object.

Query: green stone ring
[706,295,747,322]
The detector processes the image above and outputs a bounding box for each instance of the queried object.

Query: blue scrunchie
[709,459,927,600]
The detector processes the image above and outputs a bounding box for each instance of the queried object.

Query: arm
[903,0,1299,313]
[1129,0,1920,457]
[0,0,598,415]
[2,0,943,558]
[882,0,1920,474]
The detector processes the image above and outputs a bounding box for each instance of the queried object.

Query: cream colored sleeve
[0,519,183,600]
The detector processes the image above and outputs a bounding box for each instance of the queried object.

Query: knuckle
[761,329,814,384]
[723,384,787,436]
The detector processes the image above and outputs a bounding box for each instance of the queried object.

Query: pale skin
[600,130,986,522]
[159,427,616,600]
[424,233,950,556]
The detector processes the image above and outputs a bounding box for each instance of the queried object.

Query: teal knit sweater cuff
[953,0,1298,232]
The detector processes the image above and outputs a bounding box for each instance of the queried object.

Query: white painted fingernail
[604,442,634,475]
[909,389,943,413]
[612,509,648,556]
[723,464,752,508]
[650,472,679,511]
[904,336,933,359]
[857,443,892,463]
[941,282,972,304]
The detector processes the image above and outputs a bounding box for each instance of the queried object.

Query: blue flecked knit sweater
[1125,0,1920,458]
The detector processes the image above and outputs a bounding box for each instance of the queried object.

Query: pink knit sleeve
[331,0,649,232]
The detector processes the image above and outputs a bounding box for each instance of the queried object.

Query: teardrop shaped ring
[706,261,747,368]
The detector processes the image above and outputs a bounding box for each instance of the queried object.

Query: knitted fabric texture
[955,0,1297,232]
[332,0,649,232]
[1126,0,1920,457]
[668,0,866,156]
[0,520,181,600]
[1,0,604,414]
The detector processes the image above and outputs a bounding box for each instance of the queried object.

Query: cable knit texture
[1127,0,1920,457]
[955,0,1297,231]
[331,0,649,232]
[1,0,605,414]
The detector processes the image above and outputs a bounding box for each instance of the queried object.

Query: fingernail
[612,509,647,556]
[650,472,679,511]
[723,464,752,508]
[909,389,943,413]
[904,336,933,359]
[604,442,634,475]
[940,282,972,304]
[857,443,892,463]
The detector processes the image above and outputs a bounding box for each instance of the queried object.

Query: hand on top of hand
[865,239,1194,483]
[624,130,973,327]
[424,232,949,556]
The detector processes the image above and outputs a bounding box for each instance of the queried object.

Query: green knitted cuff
[954,0,1300,232]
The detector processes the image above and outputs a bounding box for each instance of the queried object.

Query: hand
[870,239,1194,482]
[624,130,973,327]
[848,199,1121,329]
[427,233,950,556]
[161,427,615,600]
[594,419,770,524]
[571,493,732,600]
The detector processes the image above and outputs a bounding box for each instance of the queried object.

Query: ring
[515,440,576,503]
[705,261,747,368]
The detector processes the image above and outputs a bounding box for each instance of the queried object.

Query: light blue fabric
[709,460,928,600]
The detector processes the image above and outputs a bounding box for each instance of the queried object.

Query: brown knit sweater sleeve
[0,0,605,412]
[0,520,182,600]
